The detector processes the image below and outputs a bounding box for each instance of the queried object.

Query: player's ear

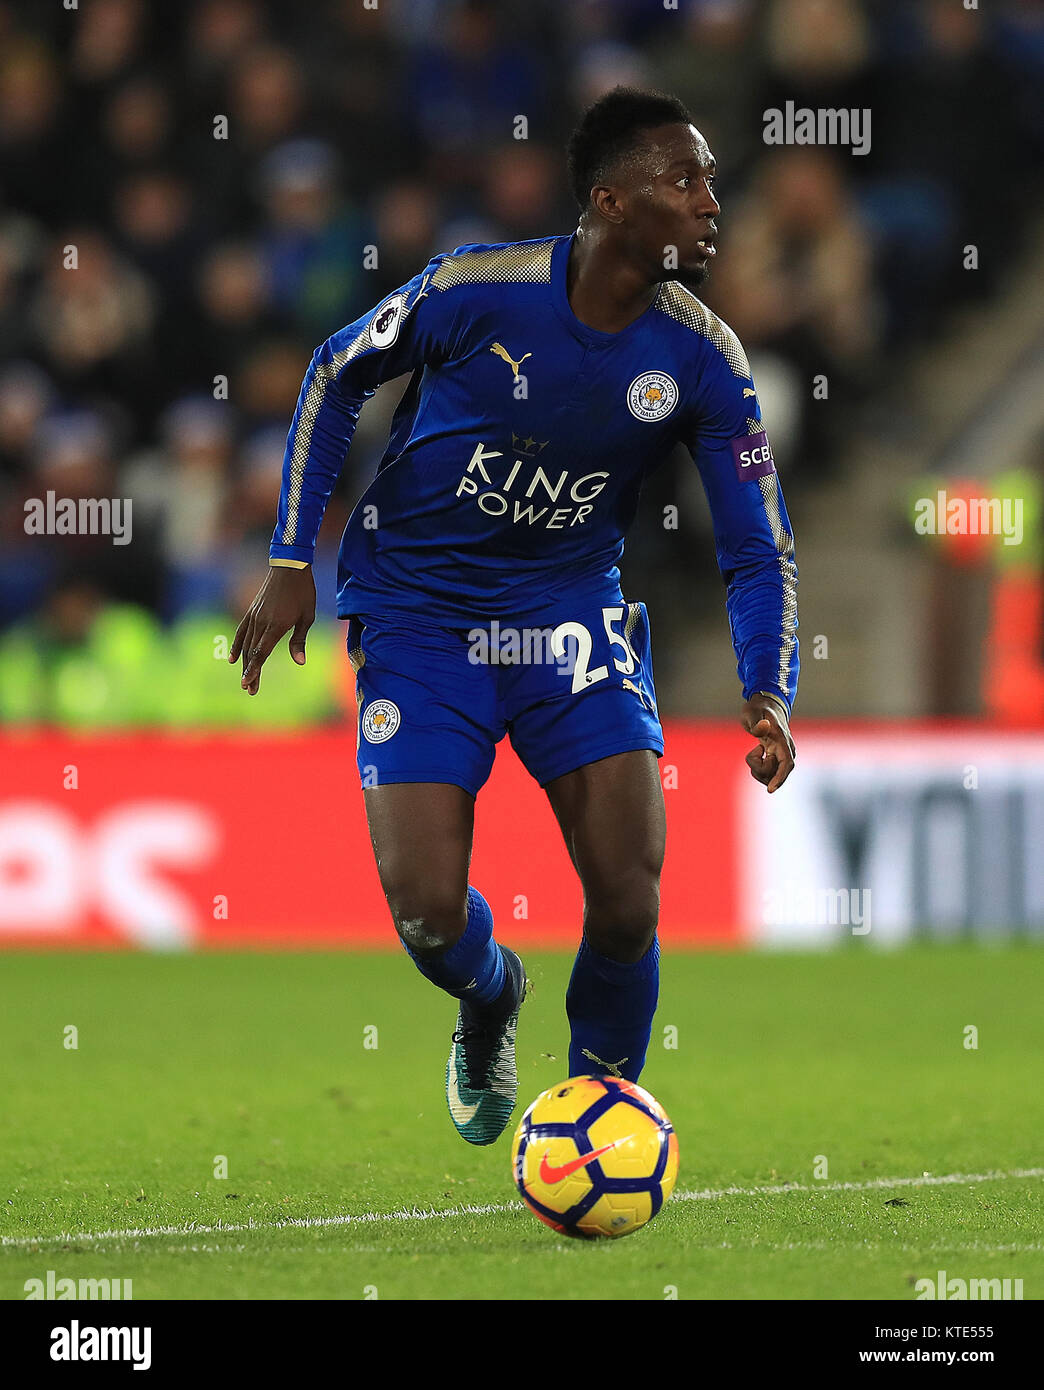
[591,186,624,224]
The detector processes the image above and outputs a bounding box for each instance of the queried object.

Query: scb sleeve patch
[730,430,776,482]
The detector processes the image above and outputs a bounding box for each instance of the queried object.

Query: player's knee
[583,873,660,962]
[389,889,468,955]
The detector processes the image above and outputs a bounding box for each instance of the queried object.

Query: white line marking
[675,1167,1044,1201]
[2,1167,1040,1250]
[712,1241,1044,1254]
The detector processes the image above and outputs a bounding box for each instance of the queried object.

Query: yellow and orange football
[511,1075,679,1239]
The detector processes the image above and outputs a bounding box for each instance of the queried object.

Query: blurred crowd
[0,0,1042,726]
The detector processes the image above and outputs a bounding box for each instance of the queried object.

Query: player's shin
[402,884,506,1007]
[566,935,660,1083]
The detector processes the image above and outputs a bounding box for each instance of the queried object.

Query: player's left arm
[685,350,798,793]
[740,691,794,794]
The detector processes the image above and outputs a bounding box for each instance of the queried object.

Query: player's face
[620,123,720,290]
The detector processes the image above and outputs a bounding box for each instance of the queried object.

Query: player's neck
[566,222,659,335]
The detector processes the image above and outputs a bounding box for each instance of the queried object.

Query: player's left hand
[741,696,795,794]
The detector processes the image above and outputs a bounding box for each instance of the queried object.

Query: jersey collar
[551,230,664,346]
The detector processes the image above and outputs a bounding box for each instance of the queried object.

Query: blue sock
[566,935,660,1082]
[403,885,506,1006]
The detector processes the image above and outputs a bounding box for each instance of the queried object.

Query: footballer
[230,89,798,1146]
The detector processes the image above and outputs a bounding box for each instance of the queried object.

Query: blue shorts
[346,597,664,796]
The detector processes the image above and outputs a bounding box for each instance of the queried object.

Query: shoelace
[452,1017,517,1092]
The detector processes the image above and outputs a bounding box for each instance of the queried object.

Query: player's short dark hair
[566,87,693,211]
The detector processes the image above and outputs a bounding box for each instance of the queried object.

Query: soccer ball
[511,1075,679,1239]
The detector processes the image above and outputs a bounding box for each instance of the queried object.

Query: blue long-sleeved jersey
[270,233,798,711]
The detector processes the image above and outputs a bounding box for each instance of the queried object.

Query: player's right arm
[229,255,460,693]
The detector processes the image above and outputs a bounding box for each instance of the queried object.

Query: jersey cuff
[270,558,310,569]
[269,541,315,567]
[751,689,791,721]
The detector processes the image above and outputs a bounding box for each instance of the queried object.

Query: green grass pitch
[2,945,1041,1300]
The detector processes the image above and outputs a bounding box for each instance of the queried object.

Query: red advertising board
[0,725,742,949]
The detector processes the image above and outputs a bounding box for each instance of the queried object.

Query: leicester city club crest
[362,699,401,743]
[626,371,679,422]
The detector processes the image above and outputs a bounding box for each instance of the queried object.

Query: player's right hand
[229,565,316,695]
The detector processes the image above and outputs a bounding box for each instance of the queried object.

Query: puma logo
[742,387,757,398]
[490,341,532,382]
[580,1048,629,1079]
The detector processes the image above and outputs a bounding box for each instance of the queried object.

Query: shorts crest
[362,698,401,743]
